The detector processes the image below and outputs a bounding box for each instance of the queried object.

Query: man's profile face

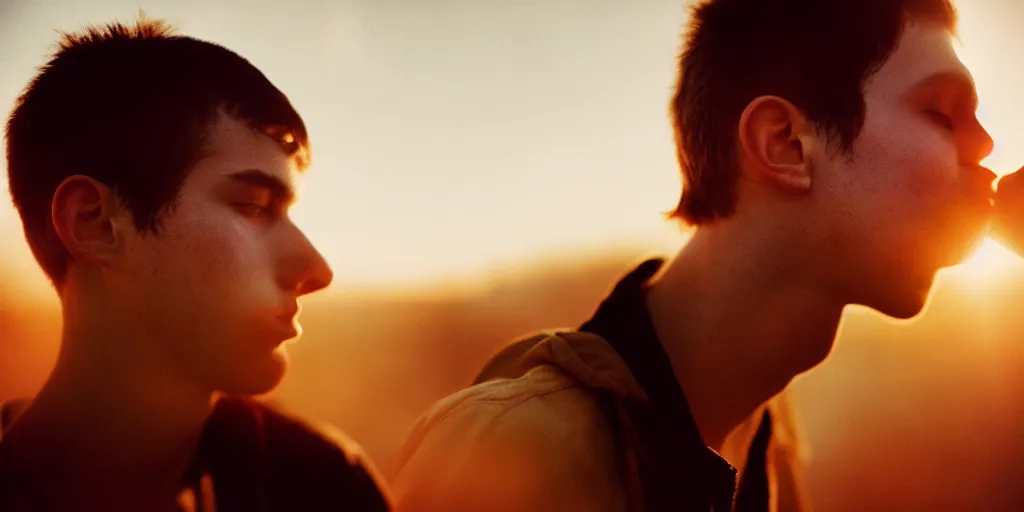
[117,111,333,395]
[817,22,994,319]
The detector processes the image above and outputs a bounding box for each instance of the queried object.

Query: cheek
[164,206,262,287]
[134,206,284,377]
[855,110,960,219]
[892,137,957,197]
[130,202,279,328]
[821,110,961,275]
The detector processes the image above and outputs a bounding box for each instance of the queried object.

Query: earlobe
[738,95,813,193]
[51,175,122,264]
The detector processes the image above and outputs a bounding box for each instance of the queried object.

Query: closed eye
[926,110,955,131]
[235,202,273,218]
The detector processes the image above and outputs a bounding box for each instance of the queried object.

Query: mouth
[276,304,301,324]
[973,166,998,207]
[963,172,995,216]
[271,304,302,343]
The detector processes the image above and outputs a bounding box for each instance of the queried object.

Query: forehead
[866,22,972,97]
[186,112,301,188]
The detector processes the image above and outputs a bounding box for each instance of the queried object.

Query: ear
[50,175,127,268]
[737,95,814,193]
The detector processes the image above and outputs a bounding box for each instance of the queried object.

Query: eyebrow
[912,70,979,111]
[226,169,296,204]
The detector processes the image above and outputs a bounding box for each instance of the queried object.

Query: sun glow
[943,3,1024,285]
[954,238,1023,283]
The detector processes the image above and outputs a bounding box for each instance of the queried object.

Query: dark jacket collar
[580,258,770,512]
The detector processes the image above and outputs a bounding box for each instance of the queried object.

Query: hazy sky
[2,0,1023,299]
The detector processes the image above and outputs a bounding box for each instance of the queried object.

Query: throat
[644,237,843,450]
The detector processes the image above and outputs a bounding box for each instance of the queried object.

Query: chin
[856,267,937,320]
[873,299,926,320]
[941,224,990,267]
[218,349,289,396]
[868,282,934,320]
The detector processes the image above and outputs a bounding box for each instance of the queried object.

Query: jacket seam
[431,379,582,430]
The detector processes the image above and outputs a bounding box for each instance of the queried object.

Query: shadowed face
[116,112,333,395]
[815,22,994,319]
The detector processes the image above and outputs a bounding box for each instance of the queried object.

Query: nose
[280,226,335,296]
[971,118,995,163]
[296,244,334,296]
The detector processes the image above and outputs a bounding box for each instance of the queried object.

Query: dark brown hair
[670,0,957,224]
[7,18,310,287]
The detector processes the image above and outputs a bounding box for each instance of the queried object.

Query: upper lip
[276,304,300,322]
[972,166,997,204]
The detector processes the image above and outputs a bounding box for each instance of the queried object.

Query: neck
[4,288,216,505]
[646,223,844,451]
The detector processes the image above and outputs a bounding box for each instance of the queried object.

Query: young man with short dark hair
[392,1,995,510]
[0,19,389,511]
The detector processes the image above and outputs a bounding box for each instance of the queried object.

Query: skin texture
[647,21,995,453]
[812,22,994,318]
[112,112,332,397]
[2,111,333,509]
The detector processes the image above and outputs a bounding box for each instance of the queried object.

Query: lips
[271,321,299,342]
[970,165,997,205]
[955,171,995,219]
[269,304,302,343]
[276,304,300,323]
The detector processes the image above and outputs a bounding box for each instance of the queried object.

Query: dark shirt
[579,258,771,512]
[0,397,390,511]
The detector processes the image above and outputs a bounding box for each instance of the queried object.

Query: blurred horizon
[6,242,1024,510]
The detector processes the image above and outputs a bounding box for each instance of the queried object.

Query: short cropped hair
[670,0,957,224]
[7,18,310,287]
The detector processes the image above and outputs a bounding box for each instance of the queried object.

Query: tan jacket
[392,331,811,512]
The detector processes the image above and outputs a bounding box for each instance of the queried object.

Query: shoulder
[393,367,625,511]
[406,364,612,455]
[254,401,368,466]
[221,398,391,511]
[0,399,30,438]
[0,399,40,510]
[0,446,32,511]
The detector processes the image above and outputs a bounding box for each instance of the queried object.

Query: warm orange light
[955,5,1024,179]
[947,237,1023,286]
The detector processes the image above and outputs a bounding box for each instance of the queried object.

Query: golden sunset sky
[1,0,1022,301]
